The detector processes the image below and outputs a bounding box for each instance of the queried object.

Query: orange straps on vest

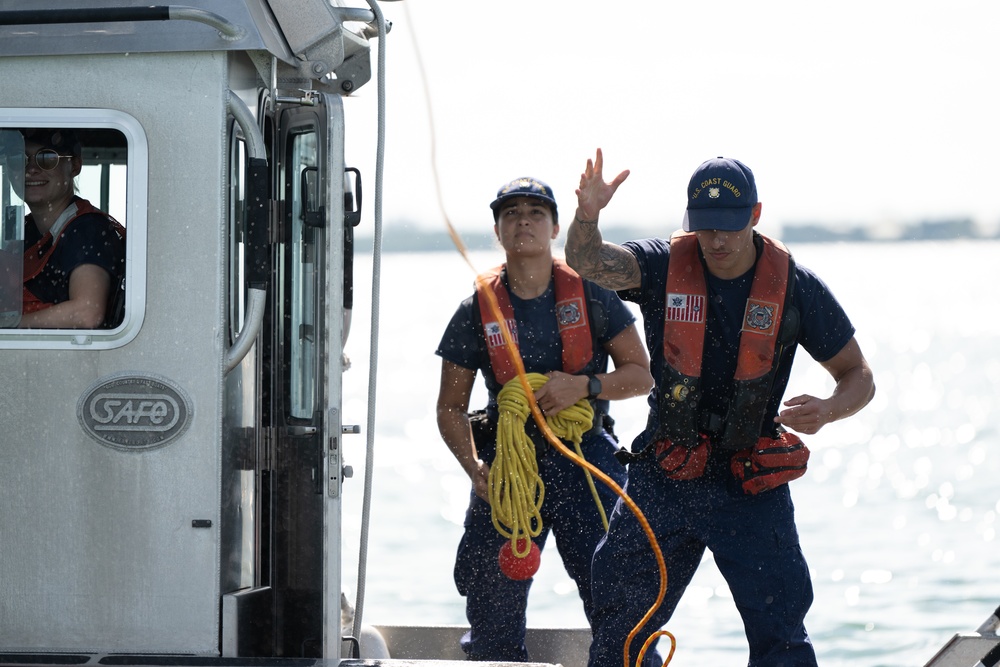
[734,235,791,381]
[663,233,791,382]
[476,259,593,385]
[661,235,707,378]
[656,232,794,450]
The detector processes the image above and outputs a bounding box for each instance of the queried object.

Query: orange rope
[466,252,669,667]
[402,6,673,663]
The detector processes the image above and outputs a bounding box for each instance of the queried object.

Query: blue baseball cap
[490,177,558,222]
[682,157,758,232]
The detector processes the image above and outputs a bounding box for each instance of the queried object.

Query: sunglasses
[25,149,76,171]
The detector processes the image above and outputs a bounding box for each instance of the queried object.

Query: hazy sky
[343,0,1000,236]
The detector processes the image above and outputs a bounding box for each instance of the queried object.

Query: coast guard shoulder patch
[556,297,586,329]
[742,299,778,335]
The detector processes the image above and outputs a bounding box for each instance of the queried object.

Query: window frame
[282,125,323,421]
[0,108,147,350]
[227,120,249,344]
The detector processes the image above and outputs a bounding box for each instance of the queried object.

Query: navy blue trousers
[454,428,626,662]
[588,455,818,667]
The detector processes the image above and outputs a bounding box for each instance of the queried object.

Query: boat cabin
[0,0,369,660]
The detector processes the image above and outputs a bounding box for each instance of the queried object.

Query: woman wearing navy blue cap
[436,176,653,662]
[565,150,875,667]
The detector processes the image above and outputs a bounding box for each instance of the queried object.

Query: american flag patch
[485,319,518,349]
[666,293,705,323]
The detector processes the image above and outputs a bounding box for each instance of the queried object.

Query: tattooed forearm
[565,217,603,275]
[565,217,641,290]
[591,243,641,290]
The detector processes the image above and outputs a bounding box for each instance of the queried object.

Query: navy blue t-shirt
[619,234,855,439]
[24,209,125,306]
[436,270,637,417]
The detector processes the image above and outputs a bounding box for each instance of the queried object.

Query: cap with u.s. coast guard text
[489,177,558,222]
[683,157,757,232]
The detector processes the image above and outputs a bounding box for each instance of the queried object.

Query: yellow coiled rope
[489,373,609,558]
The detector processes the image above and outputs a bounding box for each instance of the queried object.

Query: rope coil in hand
[489,373,605,557]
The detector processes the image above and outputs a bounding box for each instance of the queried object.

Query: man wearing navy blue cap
[436,176,653,662]
[565,151,875,667]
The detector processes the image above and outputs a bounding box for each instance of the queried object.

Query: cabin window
[0,109,147,349]
[228,123,249,341]
[285,129,321,419]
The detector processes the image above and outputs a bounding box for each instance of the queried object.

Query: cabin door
[268,94,346,658]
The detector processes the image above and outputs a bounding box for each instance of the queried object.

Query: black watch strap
[586,374,602,399]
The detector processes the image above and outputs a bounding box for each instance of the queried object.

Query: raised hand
[575,148,630,222]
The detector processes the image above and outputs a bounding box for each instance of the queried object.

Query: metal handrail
[0,6,246,41]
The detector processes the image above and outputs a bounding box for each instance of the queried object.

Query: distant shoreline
[356,218,998,253]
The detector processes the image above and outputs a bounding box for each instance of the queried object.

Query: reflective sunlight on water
[341,239,1000,667]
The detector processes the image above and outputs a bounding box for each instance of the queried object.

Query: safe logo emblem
[78,373,193,451]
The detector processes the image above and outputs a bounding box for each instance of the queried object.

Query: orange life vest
[657,232,797,451]
[22,198,126,314]
[475,259,594,385]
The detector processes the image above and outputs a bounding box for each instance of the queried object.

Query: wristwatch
[586,374,602,400]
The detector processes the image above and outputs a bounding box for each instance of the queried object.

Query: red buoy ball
[498,539,540,581]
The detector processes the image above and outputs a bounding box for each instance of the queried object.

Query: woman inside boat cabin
[18,128,125,329]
